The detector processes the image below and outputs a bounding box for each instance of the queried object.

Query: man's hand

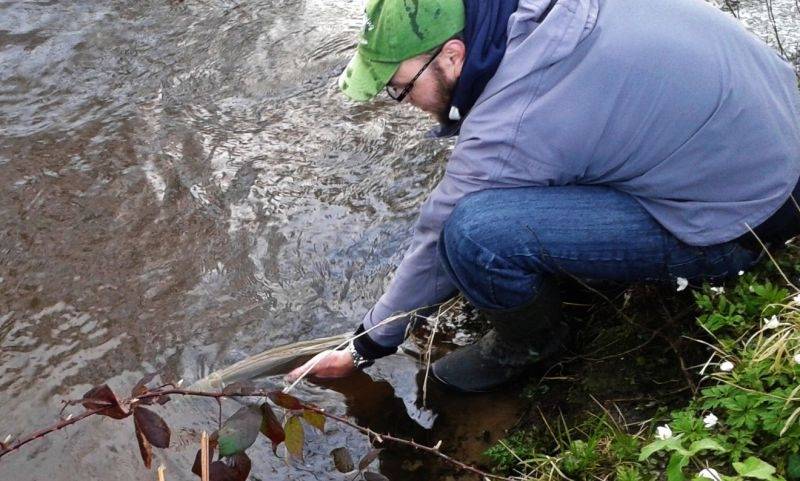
[285,349,358,382]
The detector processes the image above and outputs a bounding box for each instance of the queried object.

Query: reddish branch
[0,406,108,458]
[0,387,515,481]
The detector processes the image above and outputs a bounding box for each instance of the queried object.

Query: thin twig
[302,404,515,481]
[745,223,798,291]
[764,0,787,58]
[421,297,459,407]
[157,465,167,481]
[0,406,107,457]
[1,387,511,481]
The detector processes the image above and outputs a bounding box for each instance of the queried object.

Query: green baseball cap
[339,0,465,101]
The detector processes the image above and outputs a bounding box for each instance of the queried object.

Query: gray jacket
[362,0,800,348]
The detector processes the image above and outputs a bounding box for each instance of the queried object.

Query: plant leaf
[666,452,688,481]
[131,372,158,398]
[81,384,130,419]
[363,472,390,481]
[192,450,251,481]
[284,416,304,460]
[259,403,285,454]
[331,447,355,473]
[268,391,303,410]
[133,406,170,448]
[358,448,383,471]
[302,410,325,433]
[733,457,778,480]
[638,435,687,461]
[134,423,153,469]
[687,438,726,456]
[218,406,262,457]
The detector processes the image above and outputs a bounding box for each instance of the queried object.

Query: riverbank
[477,242,800,480]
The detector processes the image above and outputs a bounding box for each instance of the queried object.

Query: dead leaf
[259,403,285,453]
[81,384,130,419]
[331,447,354,473]
[133,406,170,448]
[191,437,219,476]
[268,391,303,410]
[192,449,250,481]
[358,448,382,471]
[131,372,158,398]
[134,424,153,469]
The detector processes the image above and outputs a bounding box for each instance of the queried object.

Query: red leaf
[358,448,382,471]
[268,391,303,410]
[131,372,157,398]
[134,424,153,469]
[81,384,130,419]
[192,450,251,481]
[191,437,219,476]
[133,406,170,448]
[259,403,285,453]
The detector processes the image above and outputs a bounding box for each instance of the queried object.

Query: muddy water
[0,0,521,479]
[1,0,798,480]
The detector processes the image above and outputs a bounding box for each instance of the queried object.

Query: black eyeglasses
[385,46,443,103]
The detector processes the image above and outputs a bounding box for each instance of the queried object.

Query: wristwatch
[346,340,375,369]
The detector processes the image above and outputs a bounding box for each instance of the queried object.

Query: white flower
[763,315,780,329]
[719,361,735,372]
[793,293,800,304]
[655,425,673,440]
[699,468,723,481]
[676,277,689,291]
[703,413,718,428]
[738,270,745,276]
[709,286,725,295]
[794,353,800,365]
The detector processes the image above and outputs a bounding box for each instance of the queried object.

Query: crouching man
[287,0,800,392]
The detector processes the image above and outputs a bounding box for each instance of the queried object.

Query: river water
[0,0,798,480]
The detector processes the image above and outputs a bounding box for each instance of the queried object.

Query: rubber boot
[431,281,566,392]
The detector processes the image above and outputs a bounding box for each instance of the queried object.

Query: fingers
[285,350,335,382]
[284,350,356,383]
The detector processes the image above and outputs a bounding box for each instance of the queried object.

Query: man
[287,0,800,392]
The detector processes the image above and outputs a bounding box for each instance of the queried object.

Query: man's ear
[439,39,466,80]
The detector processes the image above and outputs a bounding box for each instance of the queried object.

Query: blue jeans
[438,186,763,311]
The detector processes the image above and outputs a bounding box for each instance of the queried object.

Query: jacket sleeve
[353,166,490,357]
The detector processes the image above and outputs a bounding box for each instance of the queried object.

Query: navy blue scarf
[431,0,519,137]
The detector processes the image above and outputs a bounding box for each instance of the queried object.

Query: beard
[429,62,457,125]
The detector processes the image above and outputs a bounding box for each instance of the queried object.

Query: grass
[480,243,800,481]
